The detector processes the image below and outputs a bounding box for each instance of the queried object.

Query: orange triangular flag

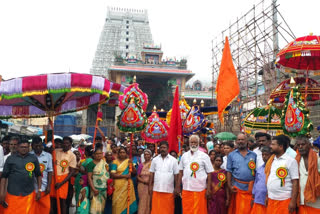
[216,37,239,124]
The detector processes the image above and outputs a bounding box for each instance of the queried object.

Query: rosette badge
[217,172,226,187]
[40,163,46,177]
[276,167,288,187]
[25,162,35,177]
[248,160,256,176]
[60,160,69,173]
[190,162,199,178]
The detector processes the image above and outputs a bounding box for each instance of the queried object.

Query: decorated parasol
[182,105,205,136]
[0,73,124,214]
[0,73,125,117]
[281,82,313,137]
[116,97,147,214]
[117,97,148,134]
[118,76,148,111]
[215,132,237,141]
[243,105,283,131]
[141,106,169,144]
[270,77,320,106]
[276,33,320,73]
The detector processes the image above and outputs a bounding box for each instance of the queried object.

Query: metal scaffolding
[211,0,295,133]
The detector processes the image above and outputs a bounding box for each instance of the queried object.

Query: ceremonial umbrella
[0,72,123,214]
[270,77,320,106]
[243,105,283,130]
[116,97,147,214]
[215,132,237,141]
[276,34,320,73]
[141,106,169,144]
[182,105,205,136]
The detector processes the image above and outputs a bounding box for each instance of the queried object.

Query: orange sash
[234,178,254,194]
[264,154,276,184]
[296,149,320,204]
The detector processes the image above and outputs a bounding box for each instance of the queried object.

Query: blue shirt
[226,149,257,190]
[30,150,53,191]
[252,164,267,205]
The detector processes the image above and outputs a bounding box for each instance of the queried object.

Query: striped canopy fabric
[0,73,126,118]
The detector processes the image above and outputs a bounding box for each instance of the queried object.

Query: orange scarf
[264,154,275,184]
[296,149,320,203]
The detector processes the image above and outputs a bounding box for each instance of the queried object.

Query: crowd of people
[0,132,319,214]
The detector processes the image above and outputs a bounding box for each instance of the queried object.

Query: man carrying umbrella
[50,136,77,214]
[295,136,320,213]
[0,139,42,213]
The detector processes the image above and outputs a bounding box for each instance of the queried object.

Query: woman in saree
[87,145,110,214]
[75,145,94,208]
[208,153,229,214]
[137,149,152,214]
[111,147,138,214]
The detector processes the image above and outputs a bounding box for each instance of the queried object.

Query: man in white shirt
[295,136,320,213]
[221,141,234,170]
[177,135,213,214]
[254,132,271,169]
[149,141,179,214]
[265,135,299,214]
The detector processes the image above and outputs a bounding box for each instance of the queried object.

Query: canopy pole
[92,105,101,149]
[49,117,61,214]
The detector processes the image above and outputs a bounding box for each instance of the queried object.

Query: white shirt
[149,154,179,193]
[267,153,299,200]
[179,150,214,192]
[285,147,297,159]
[0,145,4,172]
[221,155,227,170]
[253,147,264,169]
[299,157,320,208]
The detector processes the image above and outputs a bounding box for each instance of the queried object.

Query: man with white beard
[177,135,214,214]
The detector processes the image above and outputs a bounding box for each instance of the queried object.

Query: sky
[0,0,318,83]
